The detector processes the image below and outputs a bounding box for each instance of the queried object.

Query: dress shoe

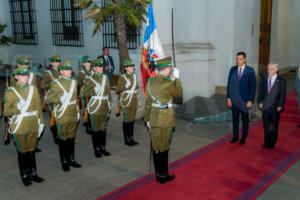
[100,148,111,156]
[230,137,239,143]
[239,139,246,144]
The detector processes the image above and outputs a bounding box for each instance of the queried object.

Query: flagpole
[171,8,176,69]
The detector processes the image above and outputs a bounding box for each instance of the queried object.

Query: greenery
[0,24,14,46]
[75,0,149,71]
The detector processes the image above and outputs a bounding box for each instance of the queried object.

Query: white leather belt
[17,110,38,117]
[91,96,108,101]
[65,100,76,106]
[123,90,138,94]
[152,103,172,109]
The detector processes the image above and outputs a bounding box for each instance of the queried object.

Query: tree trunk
[113,2,129,73]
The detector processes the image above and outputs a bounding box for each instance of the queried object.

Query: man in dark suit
[98,47,115,86]
[227,52,256,144]
[258,62,286,149]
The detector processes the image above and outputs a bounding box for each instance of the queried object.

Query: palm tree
[75,0,149,72]
[0,24,14,46]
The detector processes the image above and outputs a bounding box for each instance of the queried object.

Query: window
[101,0,141,49]
[49,0,84,46]
[9,0,38,45]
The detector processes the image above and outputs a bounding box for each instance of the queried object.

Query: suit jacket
[97,55,115,74]
[257,75,286,111]
[227,65,256,108]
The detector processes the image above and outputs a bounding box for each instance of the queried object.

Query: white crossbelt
[87,75,110,115]
[54,79,76,118]
[9,86,41,135]
[120,74,137,108]
[147,79,172,109]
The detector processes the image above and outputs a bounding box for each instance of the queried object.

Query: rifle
[41,63,48,112]
[50,105,56,127]
[4,68,10,145]
[83,98,89,123]
[116,91,122,117]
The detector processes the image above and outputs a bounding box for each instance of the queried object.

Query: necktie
[268,77,272,93]
[238,68,242,80]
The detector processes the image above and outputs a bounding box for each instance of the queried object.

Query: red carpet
[99,92,300,200]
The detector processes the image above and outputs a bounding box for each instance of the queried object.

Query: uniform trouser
[262,110,280,147]
[13,132,38,153]
[232,105,249,139]
[56,122,77,141]
[89,114,108,132]
[150,127,173,152]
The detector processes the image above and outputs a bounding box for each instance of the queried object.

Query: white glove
[38,124,44,138]
[17,100,26,111]
[146,122,150,128]
[60,93,68,103]
[94,84,101,94]
[172,68,180,79]
[125,81,131,89]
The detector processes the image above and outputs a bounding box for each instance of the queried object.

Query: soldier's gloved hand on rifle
[125,81,131,89]
[17,99,26,110]
[172,68,180,81]
[144,121,150,129]
[60,93,68,103]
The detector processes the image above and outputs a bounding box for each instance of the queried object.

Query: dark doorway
[259,0,273,75]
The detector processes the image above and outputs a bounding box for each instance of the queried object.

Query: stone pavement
[0,70,299,200]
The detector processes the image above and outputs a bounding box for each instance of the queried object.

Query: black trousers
[232,105,249,139]
[262,110,280,147]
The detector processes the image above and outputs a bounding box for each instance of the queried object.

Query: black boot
[69,138,82,168]
[100,131,111,156]
[161,150,175,182]
[28,151,45,183]
[58,139,70,172]
[18,152,32,186]
[84,122,92,135]
[50,126,58,145]
[92,131,102,158]
[153,151,167,184]
[129,122,138,146]
[123,122,133,146]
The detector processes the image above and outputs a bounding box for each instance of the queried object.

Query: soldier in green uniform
[10,57,37,86]
[116,59,139,146]
[77,56,93,134]
[4,65,45,186]
[81,58,111,158]
[144,56,182,184]
[46,61,82,171]
[41,54,61,145]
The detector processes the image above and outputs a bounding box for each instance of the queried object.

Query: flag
[140,1,164,95]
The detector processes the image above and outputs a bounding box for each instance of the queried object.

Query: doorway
[258,0,273,75]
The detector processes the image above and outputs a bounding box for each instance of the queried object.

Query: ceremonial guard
[46,61,82,171]
[4,65,45,186]
[144,57,182,184]
[116,59,139,146]
[81,58,111,158]
[10,57,37,86]
[77,56,93,134]
[41,54,61,144]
